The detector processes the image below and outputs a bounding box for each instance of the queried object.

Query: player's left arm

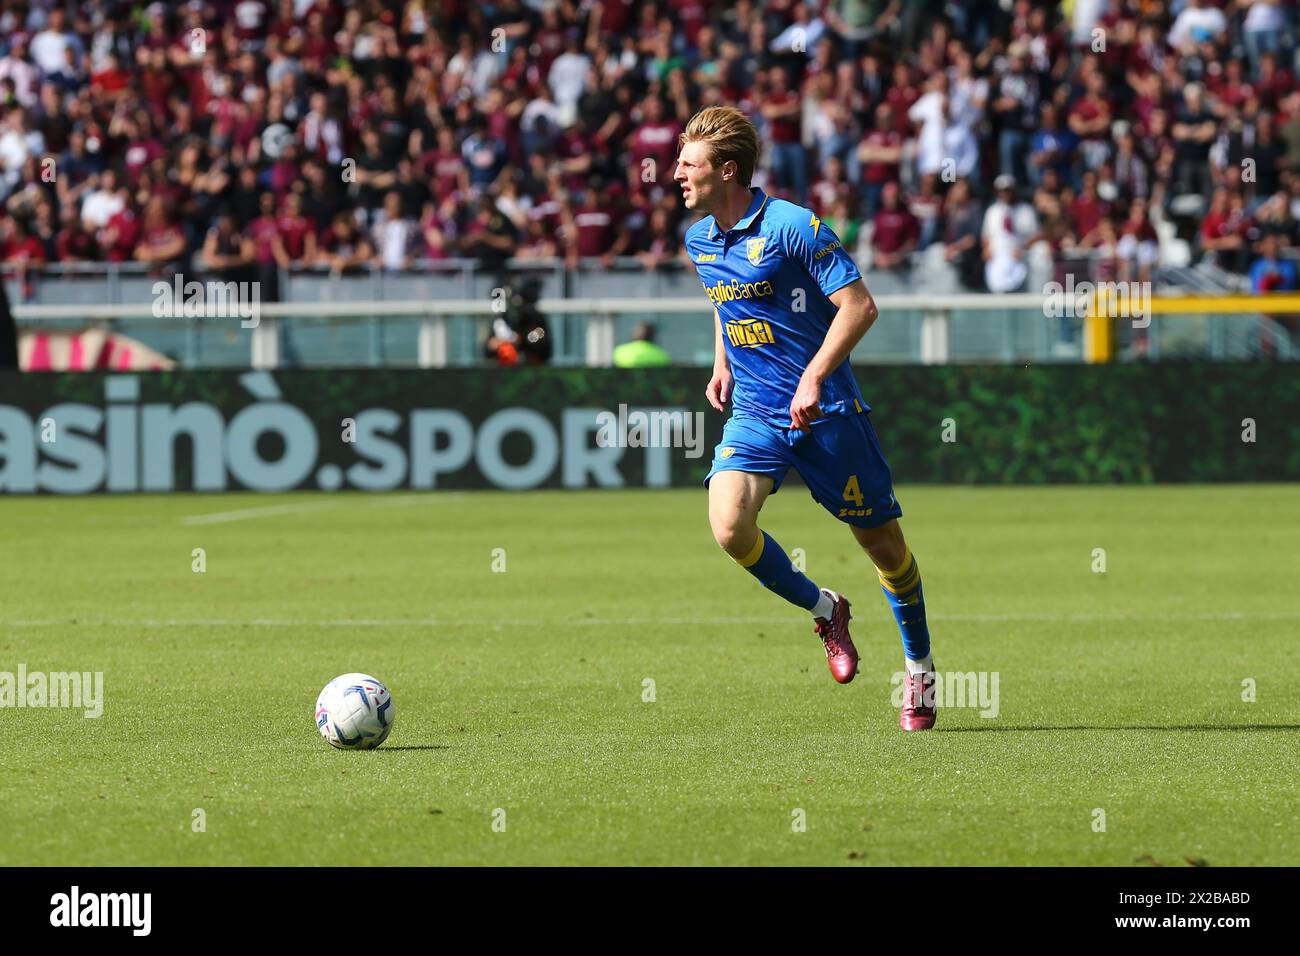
[790,279,878,429]
[782,212,879,430]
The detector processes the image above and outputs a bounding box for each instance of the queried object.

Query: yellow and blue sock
[876,545,931,664]
[735,530,821,611]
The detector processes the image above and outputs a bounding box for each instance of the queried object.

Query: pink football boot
[899,668,937,731]
[813,589,858,684]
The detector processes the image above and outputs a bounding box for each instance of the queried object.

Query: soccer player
[675,106,937,730]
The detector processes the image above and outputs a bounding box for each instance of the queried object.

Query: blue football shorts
[703,409,903,528]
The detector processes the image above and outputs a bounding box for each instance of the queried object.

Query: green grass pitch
[1,485,1296,866]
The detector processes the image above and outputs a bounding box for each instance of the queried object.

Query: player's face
[674,141,722,211]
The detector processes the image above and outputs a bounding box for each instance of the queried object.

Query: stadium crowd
[0,0,1299,298]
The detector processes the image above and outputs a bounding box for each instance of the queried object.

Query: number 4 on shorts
[842,474,864,506]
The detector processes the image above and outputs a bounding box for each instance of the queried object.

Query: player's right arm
[705,306,732,412]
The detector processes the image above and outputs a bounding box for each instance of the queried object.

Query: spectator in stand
[1110,125,1149,201]
[1078,215,1122,282]
[565,181,628,269]
[1251,190,1299,247]
[91,51,131,101]
[313,210,371,273]
[98,188,141,264]
[0,37,39,109]
[301,91,344,167]
[297,158,346,232]
[133,196,187,272]
[4,156,49,224]
[353,127,396,221]
[942,178,985,291]
[1249,228,1300,351]
[1169,0,1228,56]
[908,174,944,250]
[29,198,58,261]
[462,193,518,272]
[634,206,680,270]
[857,102,903,218]
[56,203,99,262]
[982,175,1031,293]
[548,30,591,127]
[1030,104,1078,189]
[805,69,856,171]
[554,116,596,195]
[871,180,920,272]
[516,218,560,261]
[371,190,417,271]
[1172,83,1218,201]
[276,192,317,267]
[462,116,508,197]
[419,195,459,262]
[809,155,853,218]
[30,8,85,80]
[1200,187,1253,272]
[0,106,44,200]
[1117,197,1160,284]
[242,191,283,300]
[762,66,807,201]
[1068,68,1113,172]
[630,96,683,186]
[992,43,1039,183]
[79,167,122,230]
[200,212,252,283]
[493,170,532,234]
[228,164,264,230]
[908,71,950,183]
[1242,1,1288,82]
[2,215,46,265]
[1248,231,1297,292]
[1242,111,1286,206]
[1070,170,1112,244]
[419,126,468,200]
[884,59,920,134]
[1254,50,1294,113]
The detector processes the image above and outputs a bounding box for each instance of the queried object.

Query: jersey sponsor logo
[809,213,822,239]
[814,239,842,260]
[720,447,736,458]
[745,236,767,265]
[704,276,775,305]
[724,317,777,348]
[695,253,718,262]
[838,507,873,518]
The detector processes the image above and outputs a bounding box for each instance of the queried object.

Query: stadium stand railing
[11,291,1296,369]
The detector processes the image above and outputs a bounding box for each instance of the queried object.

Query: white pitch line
[4,612,1299,628]
[182,501,339,525]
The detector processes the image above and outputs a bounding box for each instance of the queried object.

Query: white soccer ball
[315,673,395,750]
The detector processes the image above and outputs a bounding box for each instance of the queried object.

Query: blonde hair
[679,106,760,187]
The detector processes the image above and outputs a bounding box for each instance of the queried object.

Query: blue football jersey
[685,187,869,425]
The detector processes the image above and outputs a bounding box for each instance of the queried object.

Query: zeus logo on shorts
[725,318,777,348]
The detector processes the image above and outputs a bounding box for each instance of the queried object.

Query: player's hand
[789,374,823,431]
[705,368,732,412]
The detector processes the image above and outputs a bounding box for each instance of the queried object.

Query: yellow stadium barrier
[1085,292,1300,363]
